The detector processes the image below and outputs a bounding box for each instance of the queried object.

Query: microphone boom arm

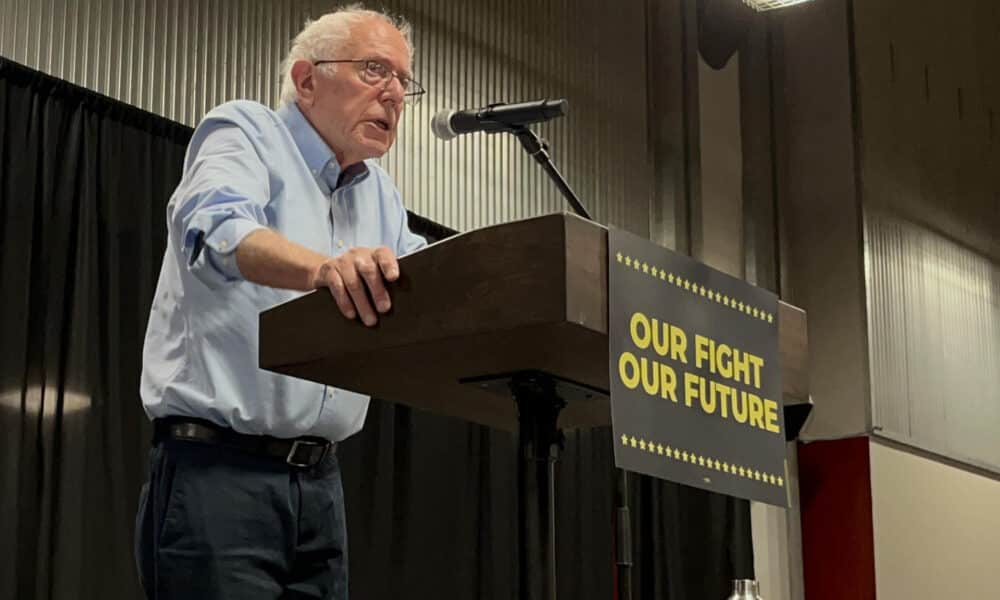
[508,125,592,221]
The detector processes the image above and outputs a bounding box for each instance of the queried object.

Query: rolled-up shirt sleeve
[170,121,271,289]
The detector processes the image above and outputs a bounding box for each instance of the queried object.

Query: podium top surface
[260,213,808,431]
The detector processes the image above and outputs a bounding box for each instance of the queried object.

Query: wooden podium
[259,213,809,600]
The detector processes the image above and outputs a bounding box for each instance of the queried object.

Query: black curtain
[0,57,754,600]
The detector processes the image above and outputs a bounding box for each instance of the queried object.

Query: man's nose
[380,75,406,105]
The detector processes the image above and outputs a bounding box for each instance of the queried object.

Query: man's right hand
[234,230,400,327]
[312,246,400,327]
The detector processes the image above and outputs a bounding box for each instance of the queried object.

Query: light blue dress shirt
[141,100,427,441]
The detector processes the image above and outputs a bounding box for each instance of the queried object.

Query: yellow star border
[615,252,775,325]
[619,433,785,487]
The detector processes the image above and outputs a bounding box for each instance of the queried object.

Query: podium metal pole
[512,373,566,600]
[615,469,633,600]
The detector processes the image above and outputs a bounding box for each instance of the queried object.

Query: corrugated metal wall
[0,0,312,125]
[854,0,1000,471]
[865,210,1000,470]
[0,0,653,235]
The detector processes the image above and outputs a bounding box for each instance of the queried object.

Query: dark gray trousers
[134,438,348,599]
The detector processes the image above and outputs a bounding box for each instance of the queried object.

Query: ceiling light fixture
[742,0,815,11]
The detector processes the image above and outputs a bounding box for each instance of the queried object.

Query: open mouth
[370,119,391,131]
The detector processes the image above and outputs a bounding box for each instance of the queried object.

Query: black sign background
[609,227,788,507]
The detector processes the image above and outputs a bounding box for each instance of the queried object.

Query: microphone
[431,99,567,141]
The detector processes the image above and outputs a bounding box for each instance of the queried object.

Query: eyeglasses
[313,59,425,105]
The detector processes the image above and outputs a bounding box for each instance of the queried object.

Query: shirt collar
[277,102,369,194]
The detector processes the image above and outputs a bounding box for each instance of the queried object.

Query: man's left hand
[313,245,399,327]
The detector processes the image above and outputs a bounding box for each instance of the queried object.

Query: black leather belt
[153,417,334,468]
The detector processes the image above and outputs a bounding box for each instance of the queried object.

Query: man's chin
[360,139,393,158]
[340,135,395,165]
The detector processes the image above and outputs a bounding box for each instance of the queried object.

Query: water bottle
[727,579,763,600]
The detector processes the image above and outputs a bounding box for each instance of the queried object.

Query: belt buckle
[286,439,328,468]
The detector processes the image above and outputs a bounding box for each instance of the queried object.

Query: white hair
[279,4,413,106]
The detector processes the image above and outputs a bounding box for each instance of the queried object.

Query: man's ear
[290,60,316,107]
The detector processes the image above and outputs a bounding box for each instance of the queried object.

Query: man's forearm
[235,228,326,291]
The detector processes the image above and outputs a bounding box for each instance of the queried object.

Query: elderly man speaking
[134,5,426,599]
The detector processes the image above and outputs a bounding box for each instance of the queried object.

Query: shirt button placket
[331,189,351,254]
[328,189,337,255]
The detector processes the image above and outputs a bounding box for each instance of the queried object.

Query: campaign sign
[610,227,787,507]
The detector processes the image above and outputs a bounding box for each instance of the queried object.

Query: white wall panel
[871,439,1000,599]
